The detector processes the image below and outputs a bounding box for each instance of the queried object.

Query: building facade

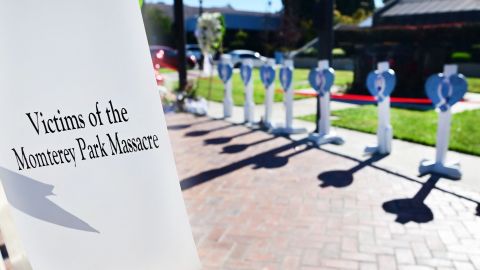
[337,0,480,97]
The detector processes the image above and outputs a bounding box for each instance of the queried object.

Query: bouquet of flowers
[195,12,225,55]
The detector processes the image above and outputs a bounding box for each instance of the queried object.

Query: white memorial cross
[272,60,307,135]
[260,59,276,130]
[240,59,255,125]
[308,60,344,146]
[217,54,234,118]
[419,64,467,179]
[0,1,200,269]
[365,62,396,155]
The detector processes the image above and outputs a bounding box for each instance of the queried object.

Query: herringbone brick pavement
[167,113,480,270]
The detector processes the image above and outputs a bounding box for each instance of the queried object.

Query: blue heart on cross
[425,73,467,112]
[260,65,275,88]
[240,64,252,85]
[217,63,233,83]
[308,67,335,97]
[279,66,293,91]
[366,70,396,102]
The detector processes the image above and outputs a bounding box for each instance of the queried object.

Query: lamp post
[199,0,203,16]
[315,0,334,133]
[174,0,187,91]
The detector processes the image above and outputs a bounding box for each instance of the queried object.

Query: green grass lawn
[159,67,177,74]
[193,69,353,106]
[298,106,480,156]
[193,69,286,106]
[467,77,480,94]
[334,70,354,88]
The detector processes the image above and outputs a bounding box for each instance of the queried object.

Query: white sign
[0,1,200,269]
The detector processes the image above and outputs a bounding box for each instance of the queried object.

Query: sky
[148,0,384,13]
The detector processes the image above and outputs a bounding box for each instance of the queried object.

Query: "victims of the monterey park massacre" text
[12,101,160,171]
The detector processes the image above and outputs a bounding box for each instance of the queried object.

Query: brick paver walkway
[167,113,480,270]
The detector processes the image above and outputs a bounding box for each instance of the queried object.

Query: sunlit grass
[299,106,480,156]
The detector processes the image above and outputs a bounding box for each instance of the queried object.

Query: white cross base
[418,64,462,180]
[419,159,461,180]
[308,132,345,146]
[308,60,344,146]
[364,61,392,155]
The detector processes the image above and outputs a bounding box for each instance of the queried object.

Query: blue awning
[186,13,281,32]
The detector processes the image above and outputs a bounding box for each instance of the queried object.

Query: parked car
[228,50,268,68]
[150,45,196,70]
[186,44,202,62]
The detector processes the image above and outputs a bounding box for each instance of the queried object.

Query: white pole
[265,84,273,125]
[435,110,451,164]
[320,93,331,136]
[202,53,212,76]
[317,60,329,135]
[377,62,392,154]
[242,59,254,124]
[221,54,233,118]
[284,59,294,130]
[435,64,457,164]
[264,59,276,127]
[308,60,344,145]
[225,77,233,118]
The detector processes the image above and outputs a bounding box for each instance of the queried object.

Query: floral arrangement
[195,12,226,54]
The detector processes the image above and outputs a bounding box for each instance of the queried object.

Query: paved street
[167,113,480,270]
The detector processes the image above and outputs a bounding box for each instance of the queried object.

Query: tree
[142,5,172,46]
[278,0,375,50]
[335,0,375,16]
[230,30,249,49]
[277,0,300,49]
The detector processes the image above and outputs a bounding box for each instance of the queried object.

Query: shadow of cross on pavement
[313,147,480,223]
[221,136,277,154]
[204,129,260,146]
[317,154,388,188]
[184,123,236,137]
[180,138,314,190]
[167,118,215,131]
[382,175,441,224]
